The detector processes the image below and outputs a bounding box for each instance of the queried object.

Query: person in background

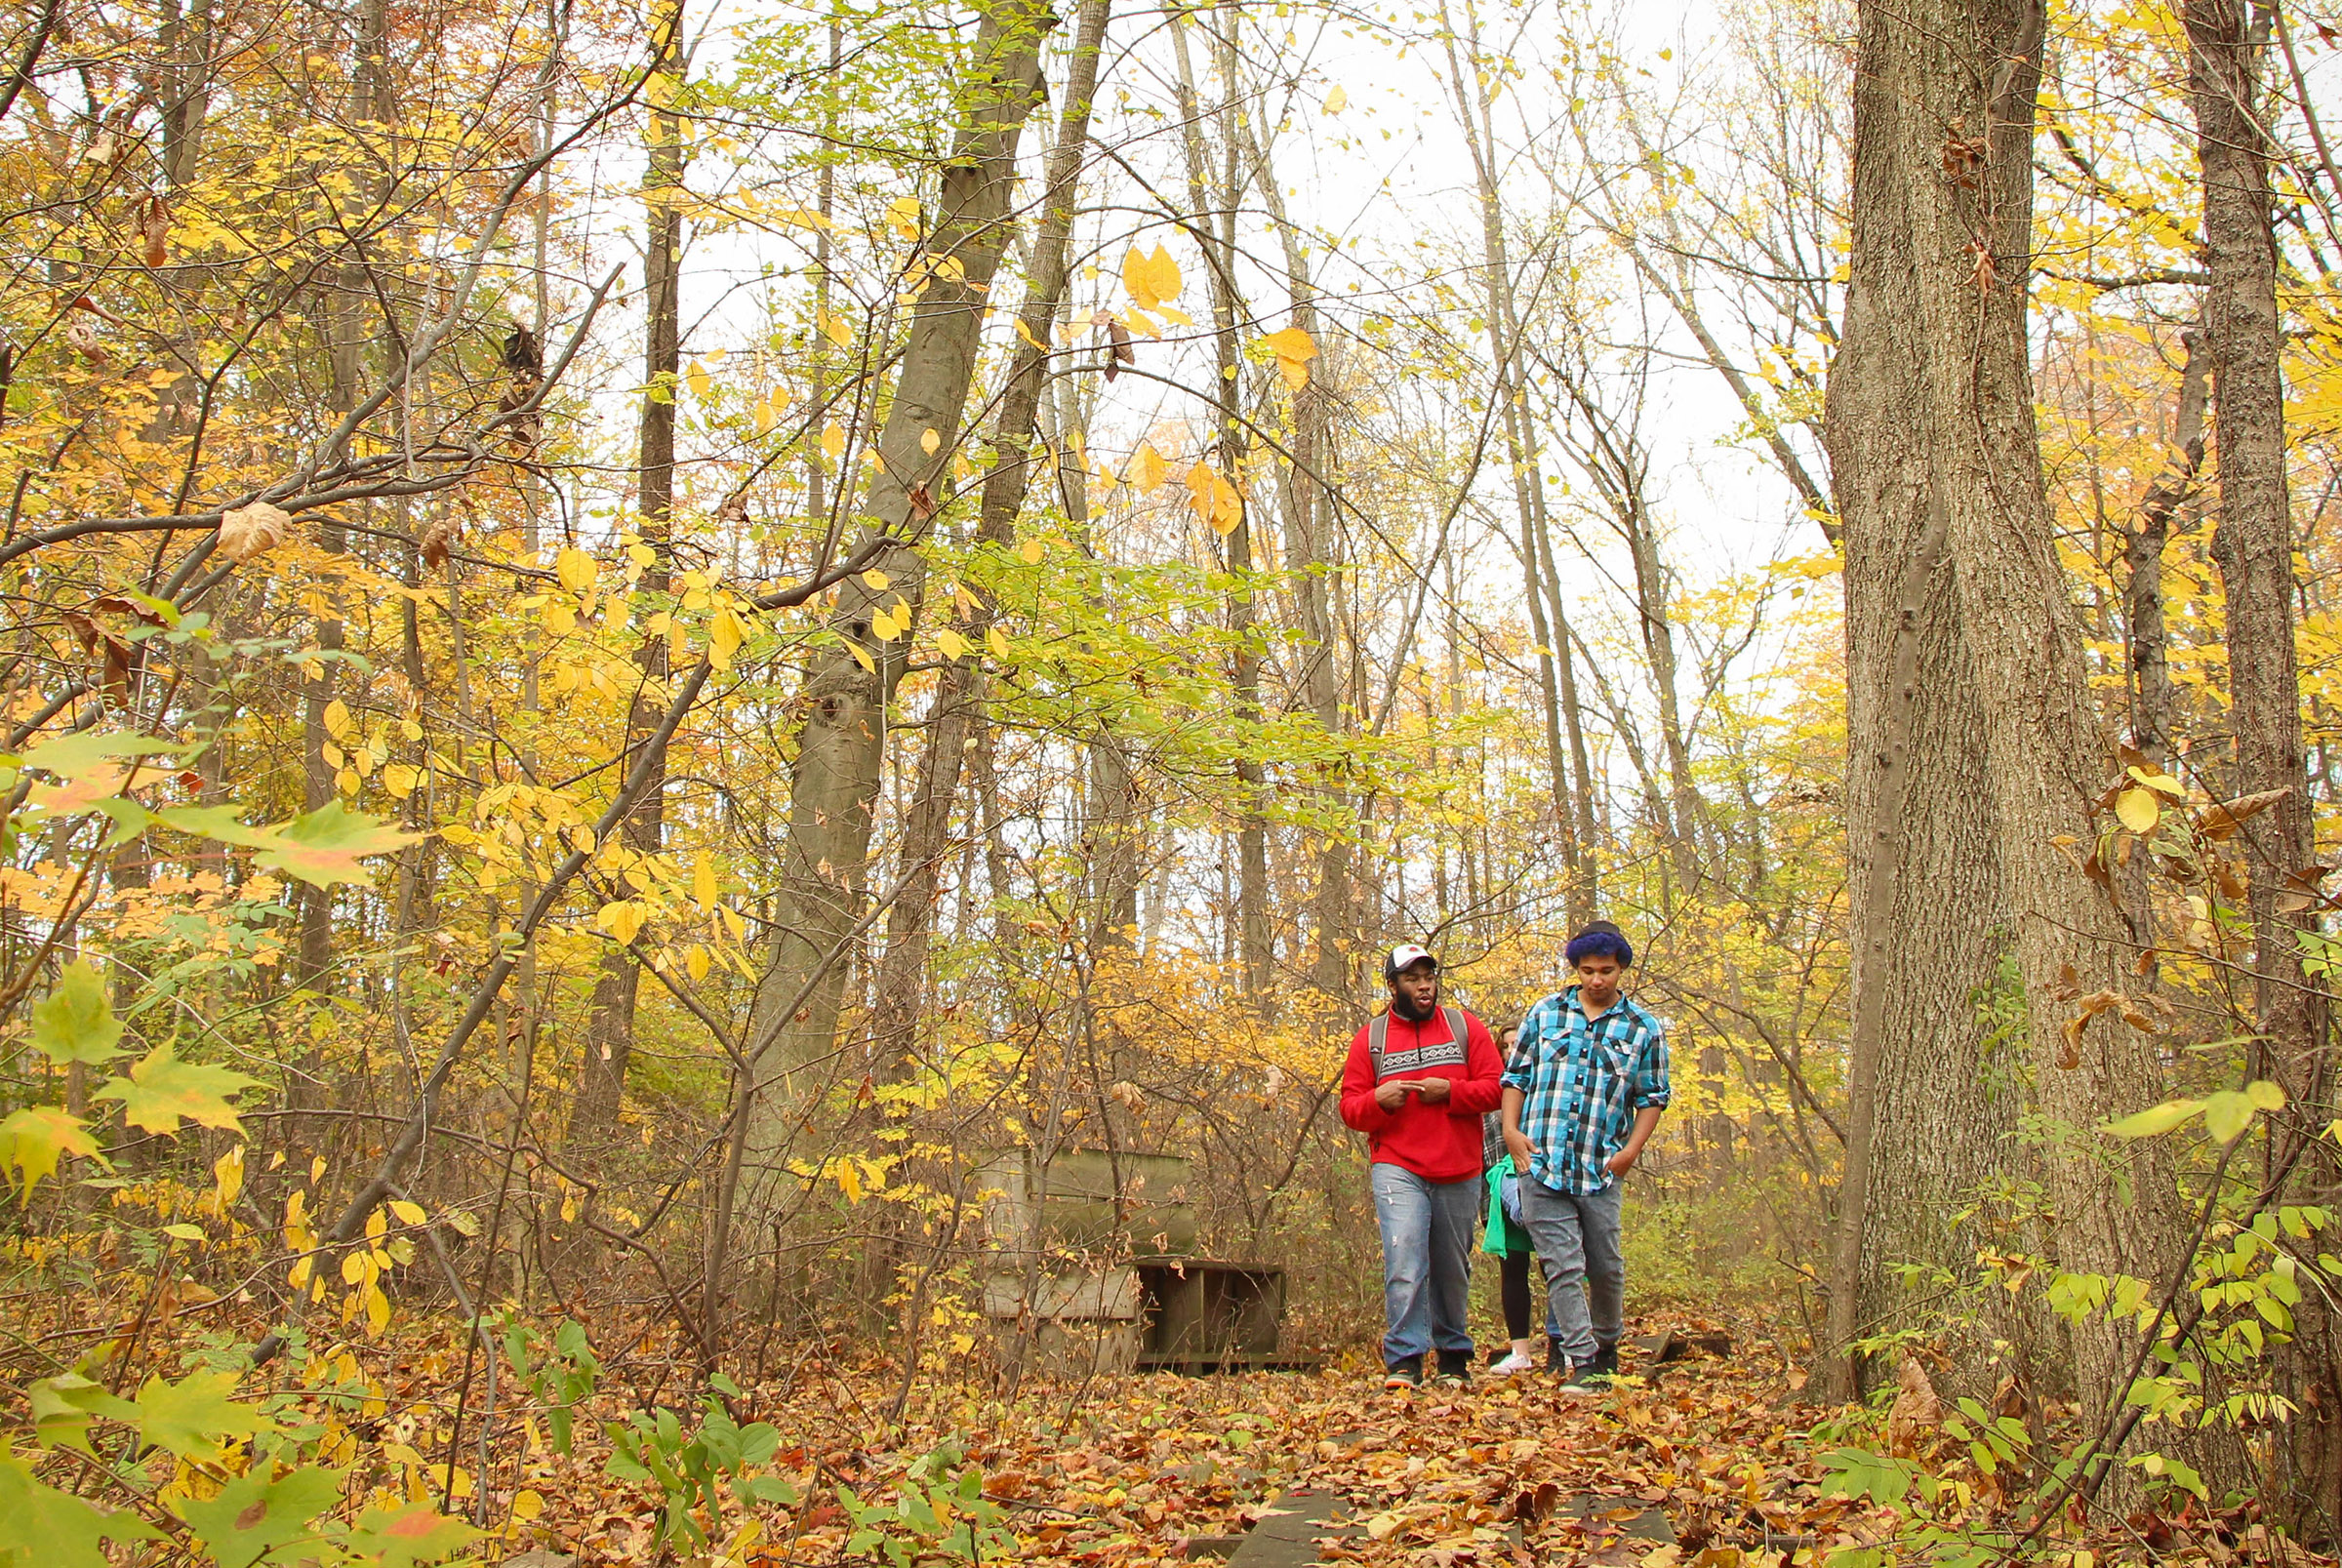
[1340,944,1505,1391]
[1501,920,1671,1392]
[1479,1023,1546,1375]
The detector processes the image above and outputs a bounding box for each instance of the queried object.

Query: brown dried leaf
[218,500,292,563]
[419,518,456,572]
[2197,786,2290,842]
[140,194,170,268]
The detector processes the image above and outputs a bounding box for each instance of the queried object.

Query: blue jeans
[1516,1177,1624,1363]
[1370,1162,1478,1369]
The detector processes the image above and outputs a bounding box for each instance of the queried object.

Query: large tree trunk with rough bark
[739,0,1055,1195]
[2186,0,2338,1530]
[1834,0,2190,1442]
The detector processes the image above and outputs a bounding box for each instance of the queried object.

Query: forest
[1,0,2340,1560]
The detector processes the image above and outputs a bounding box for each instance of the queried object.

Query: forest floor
[493,1310,1871,1566]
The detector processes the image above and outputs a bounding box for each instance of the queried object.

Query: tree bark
[1821,0,2041,1404]
[2186,0,2336,1528]
[2123,328,2207,768]
[1838,0,2187,1433]
[740,0,1056,1186]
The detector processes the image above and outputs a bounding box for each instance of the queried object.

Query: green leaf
[0,1442,159,1567]
[2105,1099,2203,1140]
[154,801,422,889]
[176,1464,345,1568]
[92,1043,262,1135]
[256,802,424,889]
[129,1370,271,1461]
[16,731,179,781]
[340,1499,486,1568]
[2202,1090,2258,1145]
[0,1106,105,1203]
[28,963,126,1066]
[25,1373,139,1453]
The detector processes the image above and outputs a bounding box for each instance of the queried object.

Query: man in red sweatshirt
[1340,943,1505,1388]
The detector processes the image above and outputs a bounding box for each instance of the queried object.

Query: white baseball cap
[1384,943,1437,980]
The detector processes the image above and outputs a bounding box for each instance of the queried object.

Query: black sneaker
[1586,1342,1620,1381]
[1434,1347,1474,1385]
[1383,1355,1424,1391]
[1546,1336,1567,1374]
[1557,1361,1601,1397]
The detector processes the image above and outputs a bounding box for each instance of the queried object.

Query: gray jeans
[1516,1177,1625,1363]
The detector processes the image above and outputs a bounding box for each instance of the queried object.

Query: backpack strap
[1442,1006,1465,1053]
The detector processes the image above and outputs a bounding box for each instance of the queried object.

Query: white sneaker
[1489,1349,1536,1376]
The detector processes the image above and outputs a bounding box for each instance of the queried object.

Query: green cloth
[1482,1155,1530,1258]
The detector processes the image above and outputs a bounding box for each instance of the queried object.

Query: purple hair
[1564,922,1634,969]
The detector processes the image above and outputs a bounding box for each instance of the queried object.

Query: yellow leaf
[1014,316,1047,351]
[886,194,921,239]
[685,361,711,400]
[837,1160,864,1202]
[1186,462,1243,535]
[817,306,854,348]
[709,607,744,668]
[822,422,846,458]
[322,699,353,740]
[1262,324,1319,390]
[381,764,420,799]
[988,626,1012,659]
[555,547,596,592]
[597,900,647,945]
[1122,243,1183,310]
[2115,786,2160,834]
[1019,538,1045,565]
[847,641,876,673]
[686,945,710,983]
[513,1490,545,1521]
[342,1251,367,1285]
[694,852,718,908]
[862,568,891,590]
[937,626,971,660]
[364,1282,389,1337]
[1324,83,1349,112]
[1127,440,1168,492]
[920,427,942,456]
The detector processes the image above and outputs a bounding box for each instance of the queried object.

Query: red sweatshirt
[1338,1006,1505,1183]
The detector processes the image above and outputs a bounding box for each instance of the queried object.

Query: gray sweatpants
[1516,1177,1625,1363]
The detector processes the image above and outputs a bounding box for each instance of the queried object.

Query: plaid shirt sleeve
[1632,1013,1672,1109]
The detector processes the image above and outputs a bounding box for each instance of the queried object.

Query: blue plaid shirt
[1501,985,1671,1194]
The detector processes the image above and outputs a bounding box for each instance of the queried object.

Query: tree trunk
[571,0,684,1153]
[1820,0,2036,1403]
[740,0,1056,1187]
[2186,0,2337,1529]
[1837,0,2188,1432]
[2123,329,2207,768]
[865,0,1111,1077]
[1439,0,1595,923]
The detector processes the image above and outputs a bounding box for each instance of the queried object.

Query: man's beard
[1392,990,1436,1022]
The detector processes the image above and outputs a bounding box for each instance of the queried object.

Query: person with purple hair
[1499,920,1671,1393]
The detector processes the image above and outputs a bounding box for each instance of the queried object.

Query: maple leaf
[0,1106,105,1203]
[129,1371,272,1462]
[29,962,126,1066]
[93,1043,263,1135]
[341,1499,486,1568]
[176,1463,345,1568]
[255,802,424,888]
[0,1442,160,1567]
